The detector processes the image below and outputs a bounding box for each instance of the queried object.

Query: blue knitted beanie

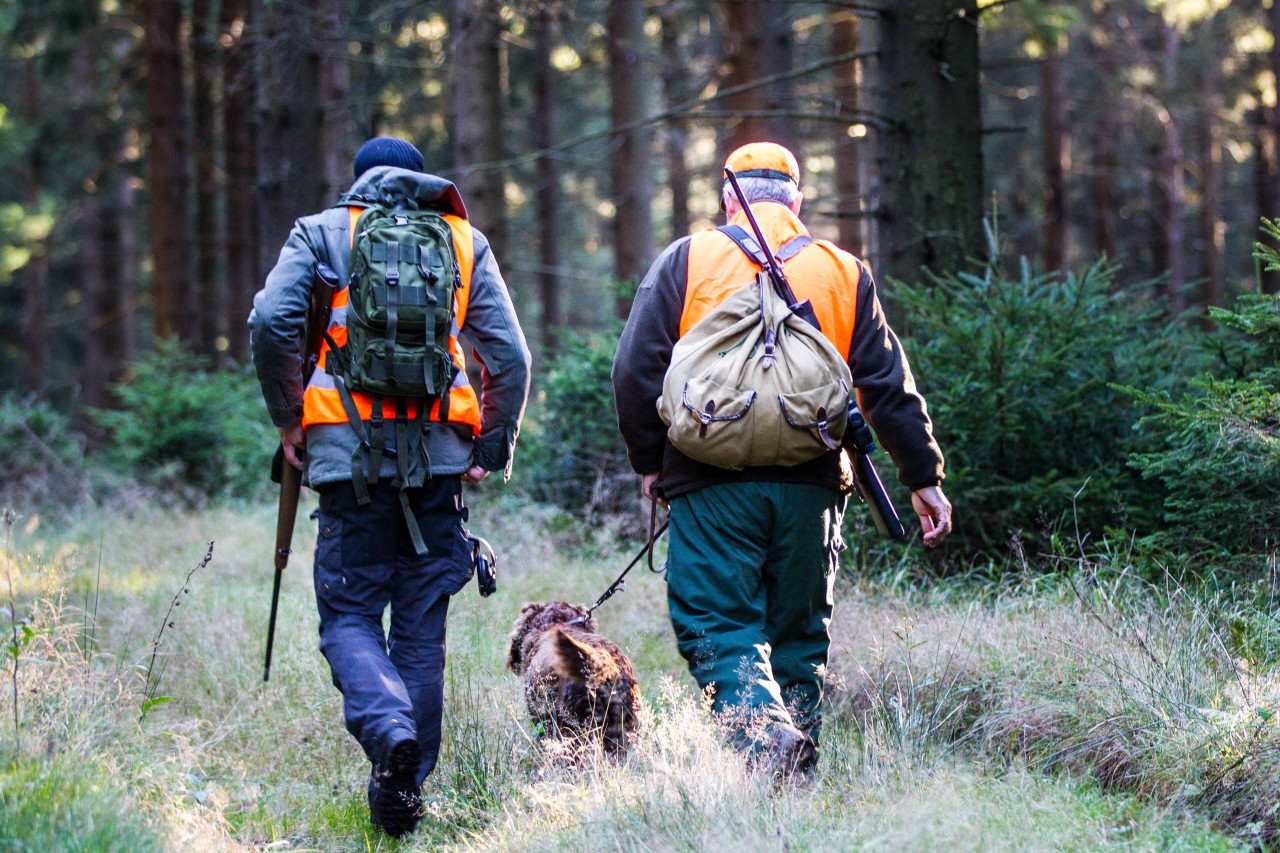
[353,137,424,178]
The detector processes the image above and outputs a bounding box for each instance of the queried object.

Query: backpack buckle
[360,439,398,458]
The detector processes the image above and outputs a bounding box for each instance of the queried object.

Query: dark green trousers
[666,482,843,744]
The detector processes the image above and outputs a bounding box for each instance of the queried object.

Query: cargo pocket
[313,514,384,615]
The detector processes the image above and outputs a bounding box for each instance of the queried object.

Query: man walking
[612,142,951,775]
[249,137,530,835]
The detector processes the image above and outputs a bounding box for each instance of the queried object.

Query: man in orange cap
[613,141,952,777]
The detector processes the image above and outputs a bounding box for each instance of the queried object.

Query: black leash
[566,501,668,626]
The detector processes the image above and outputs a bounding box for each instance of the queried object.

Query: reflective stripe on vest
[301,206,481,432]
[682,203,859,360]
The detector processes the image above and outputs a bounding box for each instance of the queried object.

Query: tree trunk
[721,1,765,156]
[875,0,984,279]
[608,0,653,318]
[18,56,49,393]
[1040,38,1068,272]
[832,10,864,256]
[1264,0,1280,294]
[759,2,796,153]
[1270,0,1280,227]
[256,0,324,280]
[1090,5,1119,263]
[78,42,112,409]
[449,0,508,262]
[1153,107,1186,310]
[1194,63,1224,314]
[660,6,690,242]
[221,0,257,358]
[532,4,562,359]
[143,0,194,343]
[1153,21,1185,311]
[318,0,351,205]
[119,177,142,369]
[1256,105,1280,294]
[192,0,223,358]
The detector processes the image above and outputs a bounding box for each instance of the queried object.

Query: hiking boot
[368,726,422,838]
[750,723,817,782]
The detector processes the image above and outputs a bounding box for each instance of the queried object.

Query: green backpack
[342,206,461,401]
[329,205,463,554]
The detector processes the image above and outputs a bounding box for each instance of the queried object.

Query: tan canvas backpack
[657,228,852,470]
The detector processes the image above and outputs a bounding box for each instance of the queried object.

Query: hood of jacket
[339,166,468,218]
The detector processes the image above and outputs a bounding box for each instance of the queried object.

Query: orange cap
[724,142,800,184]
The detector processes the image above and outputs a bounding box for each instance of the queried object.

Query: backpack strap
[717,224,814,267]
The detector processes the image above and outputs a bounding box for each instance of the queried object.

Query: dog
[506,601,641,756]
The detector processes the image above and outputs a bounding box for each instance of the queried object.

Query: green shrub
[1128,377,1279,558]
[1123,226,1280,561]
[92,342,277,505]
[0,393,91,509]
[890,246,1194,558]
[515,327,638,520]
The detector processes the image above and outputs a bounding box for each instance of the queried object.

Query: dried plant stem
[139,541,214,720]
[4,509,19,755]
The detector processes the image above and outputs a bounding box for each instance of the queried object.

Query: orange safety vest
[682,203,860,360]
[302,206,482,433]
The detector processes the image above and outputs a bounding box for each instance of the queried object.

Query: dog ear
[548,626,620,683]
[507,602,546,674]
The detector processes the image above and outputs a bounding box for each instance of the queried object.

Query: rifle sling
[716,225,812,307]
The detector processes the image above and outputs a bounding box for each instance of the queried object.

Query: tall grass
[0,498,1255,851]
[828,530,1280,846]
[0,514,235,850]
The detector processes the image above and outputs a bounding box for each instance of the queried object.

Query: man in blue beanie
[249,138,531,837]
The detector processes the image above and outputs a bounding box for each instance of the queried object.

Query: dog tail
[548,626,620,684]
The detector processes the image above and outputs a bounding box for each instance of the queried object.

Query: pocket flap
[681,378,756,424]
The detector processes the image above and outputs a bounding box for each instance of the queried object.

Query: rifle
[723,166,905,540]
[264,261,341,682]
[844,408,906,539]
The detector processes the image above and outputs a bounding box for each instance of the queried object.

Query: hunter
[612,141,952,776]
[249,137,531,836]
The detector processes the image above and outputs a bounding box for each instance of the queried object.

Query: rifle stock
[263,262,340,682]
[846,408,906,540]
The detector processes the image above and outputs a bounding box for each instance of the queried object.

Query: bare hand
[910,485,952,548]
[641,472,667,508]
[277,424,305,470]
[463,465,489,485]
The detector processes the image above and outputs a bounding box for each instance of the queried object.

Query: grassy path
[0,496,1250,851]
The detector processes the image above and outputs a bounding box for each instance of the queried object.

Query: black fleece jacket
[611,233,945,501]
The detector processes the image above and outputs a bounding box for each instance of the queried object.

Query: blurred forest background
[0,0,1277,566]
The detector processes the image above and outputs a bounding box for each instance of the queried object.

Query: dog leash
[565,500,668,627]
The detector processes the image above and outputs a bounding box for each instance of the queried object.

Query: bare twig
[438,48,881,179]
[140,541,214,721]
[3,509,19,755]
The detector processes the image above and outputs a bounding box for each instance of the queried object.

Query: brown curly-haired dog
[506,601,641,756]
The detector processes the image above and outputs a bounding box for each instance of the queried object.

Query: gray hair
[722,176,800,210]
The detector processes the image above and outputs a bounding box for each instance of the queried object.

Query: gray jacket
[248,167,531,486]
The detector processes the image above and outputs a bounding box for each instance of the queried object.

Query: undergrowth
[829,527,1280,846]
[0,499,1259,851]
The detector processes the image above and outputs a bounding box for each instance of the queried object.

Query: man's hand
[910,485,952,548]
[641,472,666,508]
[463,465,489,485]
[277,424,305,470]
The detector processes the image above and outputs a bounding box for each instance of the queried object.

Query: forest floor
[0,492,1267,851]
